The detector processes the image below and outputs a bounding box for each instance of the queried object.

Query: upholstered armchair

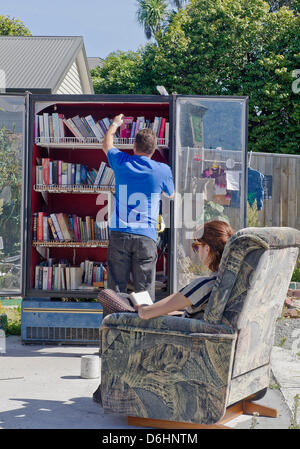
[98,227,300,428]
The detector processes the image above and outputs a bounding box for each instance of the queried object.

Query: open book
[129,290,153,306]
[98,289,153,315]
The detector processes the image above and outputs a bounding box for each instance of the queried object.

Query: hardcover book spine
[42,158,50,185]
[38,212,45,241]
[48,217,59,241]
[50,213,64,241]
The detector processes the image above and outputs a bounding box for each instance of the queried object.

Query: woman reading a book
[98,220,234,320]
[135,220,234,320]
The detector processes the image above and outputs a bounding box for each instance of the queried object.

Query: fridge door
[171,95,248,292]
[0,94,28,296]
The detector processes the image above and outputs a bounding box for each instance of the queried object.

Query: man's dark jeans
[107,231,157,301]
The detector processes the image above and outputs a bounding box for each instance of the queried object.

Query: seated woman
[135,220,234,320]
[94,220,234,403]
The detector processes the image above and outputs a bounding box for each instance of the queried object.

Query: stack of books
[34,258,107,291]
[33,212,109,242]
[36,158,115,187]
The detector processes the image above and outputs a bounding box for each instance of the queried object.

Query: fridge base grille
[24,326,100,345]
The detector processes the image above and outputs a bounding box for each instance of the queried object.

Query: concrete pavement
[0,335,299,429]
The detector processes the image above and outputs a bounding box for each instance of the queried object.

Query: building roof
[0,36,94,93]
[87,57,104,70]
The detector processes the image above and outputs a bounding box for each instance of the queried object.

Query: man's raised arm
[102,114,124,155]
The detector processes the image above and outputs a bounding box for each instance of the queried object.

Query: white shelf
[35,137,168,149]
[34,184,115,194]
[32,240,109,248]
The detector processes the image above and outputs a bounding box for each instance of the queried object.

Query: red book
[158,118,166,145]
[120,117,134,139]
[38,212,46,241]
[48,266,53,290]
[42,158,50,185]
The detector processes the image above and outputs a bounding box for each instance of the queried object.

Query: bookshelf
[0,92,248,345]
[29,96,171,300]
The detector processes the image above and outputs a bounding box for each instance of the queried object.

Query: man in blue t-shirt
[101,114,174,300]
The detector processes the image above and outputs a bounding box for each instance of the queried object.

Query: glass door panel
[0,95,26,295]
[173,96,247,291]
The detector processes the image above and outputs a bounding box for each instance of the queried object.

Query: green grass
[0,305,21,335]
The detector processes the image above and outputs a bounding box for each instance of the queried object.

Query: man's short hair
[135,128,156,155]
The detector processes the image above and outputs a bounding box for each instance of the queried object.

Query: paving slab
[0,335,297,429]
[271,346,300,427]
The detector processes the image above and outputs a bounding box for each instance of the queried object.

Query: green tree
[147,0,300,154]
[136,0,169,39]
[91,49,144,94]
[0,15,31,36]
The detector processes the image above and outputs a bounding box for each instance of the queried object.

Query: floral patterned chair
[97,227,300,428]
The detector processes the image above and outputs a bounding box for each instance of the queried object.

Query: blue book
[130,122,136,143]
[75,164,81,184]
[80,165,87,185]
[49,161,53,185]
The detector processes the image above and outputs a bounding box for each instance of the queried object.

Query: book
[43,113,49,138]
[72,115,90,138]
[42,158,50,185]
[52,113,60,141]
[158,118,166,144]
[120,117,134,138]
[165,122,169,146]
[81,117,96,138]
[63,118,83,139]
[38,212,46,241]
[56,213,75,241]
[61,162,68,185]
[47,216,59,241]
[70,267,83,290]
[85,115,104,140]
[58,114,65,141]
[94,162,107,186]
[129,290,153,306]
[52,160,58,185]
[38,115,44,139]
[50,213,64,242]
[43,216,49,241]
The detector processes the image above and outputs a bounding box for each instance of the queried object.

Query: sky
[2,0,149,58]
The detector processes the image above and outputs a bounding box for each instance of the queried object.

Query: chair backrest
[204,227,300,377]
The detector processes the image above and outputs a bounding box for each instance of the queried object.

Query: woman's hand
[134,304,149,319]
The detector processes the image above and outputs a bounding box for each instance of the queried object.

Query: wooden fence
[250,152,300,230]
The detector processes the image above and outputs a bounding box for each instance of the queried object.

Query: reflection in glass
[0,96,25,292]
[174,98,246,290]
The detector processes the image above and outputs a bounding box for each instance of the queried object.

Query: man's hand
[112,114,124,128]
[102,114,124,155]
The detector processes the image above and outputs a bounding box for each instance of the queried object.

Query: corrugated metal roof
[0,36,86,91]
[88,57,104,70]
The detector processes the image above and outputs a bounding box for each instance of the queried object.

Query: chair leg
[242,400,278,418]
[127,416,231,429]
[127,398,278,429]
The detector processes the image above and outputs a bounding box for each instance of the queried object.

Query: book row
[37,113,169,144]
[120,116,169,145]
[37,113,118,141]
[36,158,115,187]
[33,212,109,242]
[34,259,107,291]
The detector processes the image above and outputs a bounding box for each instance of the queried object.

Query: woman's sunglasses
[192,241,202,254]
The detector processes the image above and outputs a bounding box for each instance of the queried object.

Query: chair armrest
[100,312,235,338]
